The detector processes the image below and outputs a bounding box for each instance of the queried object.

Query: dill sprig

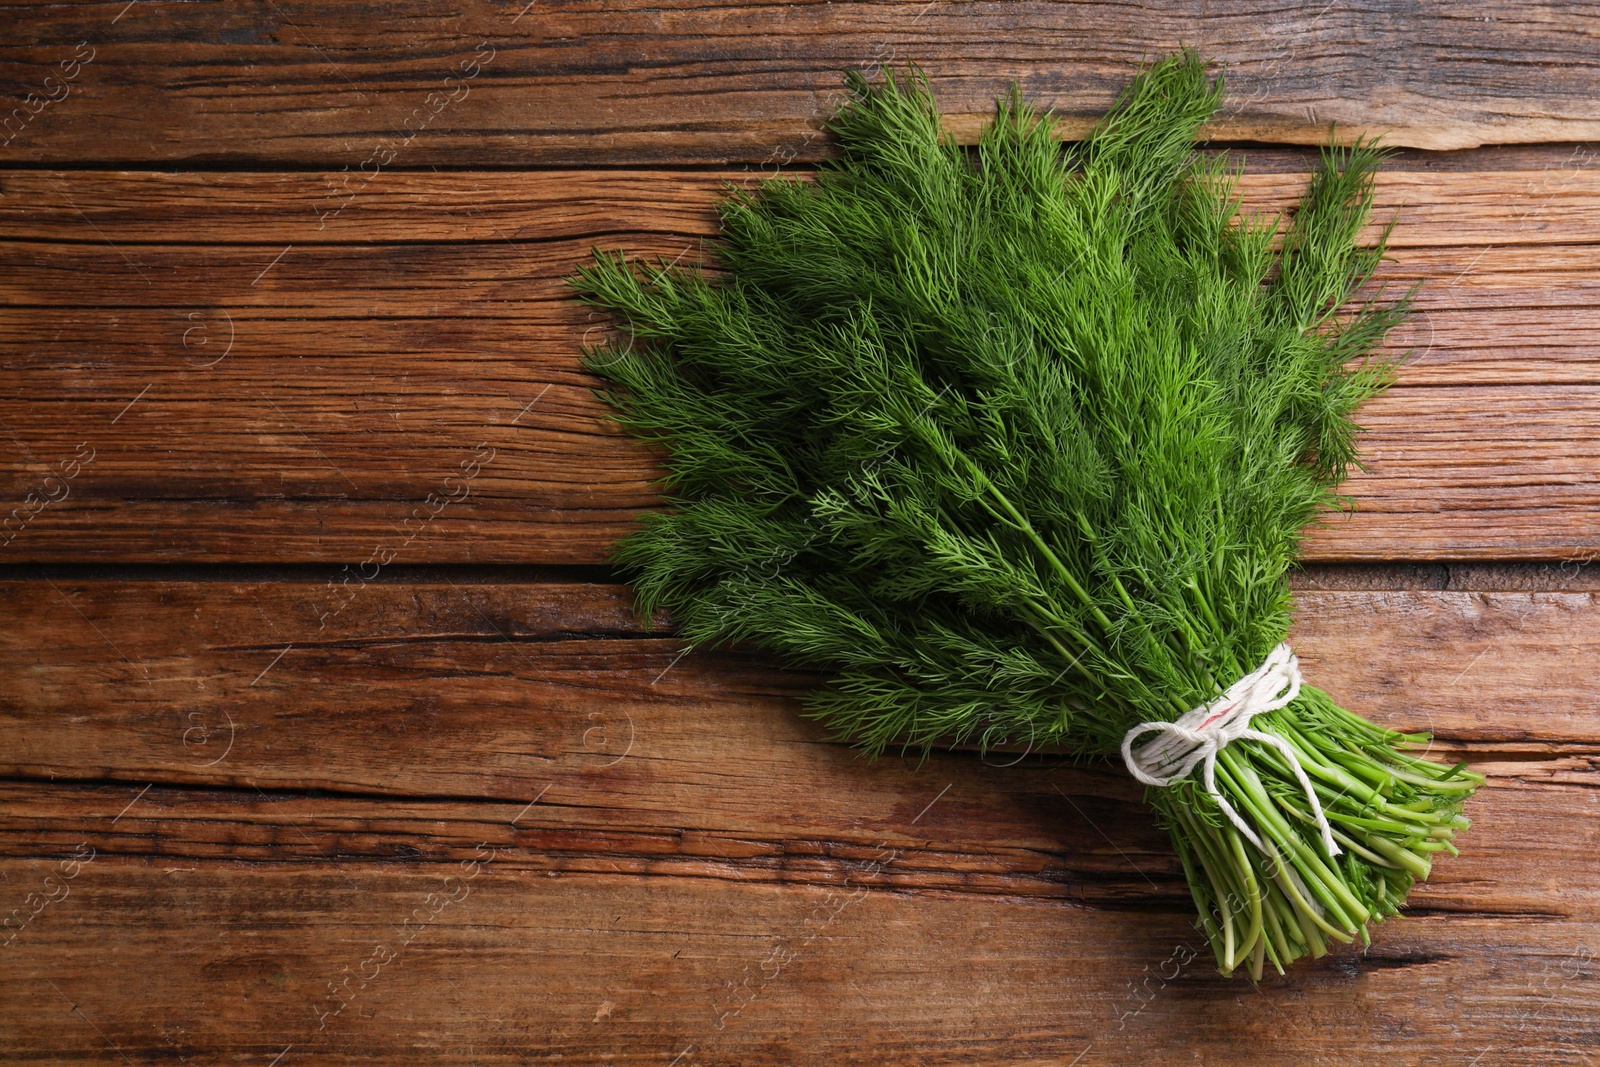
[570,50,1481,978]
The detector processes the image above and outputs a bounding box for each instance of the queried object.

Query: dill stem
[1225,825,1265,972]
[1172,803,1244,967]
[1215,751,1368,926]
[963,460,1116,635]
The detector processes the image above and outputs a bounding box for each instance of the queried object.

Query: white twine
[1120,643,1341,858]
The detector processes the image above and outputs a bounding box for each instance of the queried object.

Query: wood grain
[2,577,1599,1064]
[4,161,1600,564]
[4,2,1596,1060]
[1,751,1594,914]
[2,577,1597,869]
[4,858,1596,1065]
[4,576,1600,787]
[8,1,1600,165]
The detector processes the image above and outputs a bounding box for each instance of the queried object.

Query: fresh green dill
[569,50,1481,979]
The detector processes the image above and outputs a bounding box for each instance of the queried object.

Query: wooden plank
[0,827,1596,1062]
[0,556,1596,1055]
[0,738,1592,916]
[6,577,1600,802]
[7,162,1600,248]
[7,1,1600,165]
[4,163,1600,563]
[4,574,1597,1060]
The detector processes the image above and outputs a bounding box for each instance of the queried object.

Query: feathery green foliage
[569,51,1480,978]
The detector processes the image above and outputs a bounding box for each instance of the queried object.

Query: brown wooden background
[3,2,1600,1063]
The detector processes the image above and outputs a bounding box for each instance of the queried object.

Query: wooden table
[3,4,1599,1063]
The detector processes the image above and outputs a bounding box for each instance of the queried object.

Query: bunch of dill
[570,51,1480,978]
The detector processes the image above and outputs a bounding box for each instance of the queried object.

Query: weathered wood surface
[5,860,1595,1065]
[7,576,1600,800]
[2,574,1600,1063]
[7,1,1600,164]
[6,4,1600,1061]
[5,159,1600,564]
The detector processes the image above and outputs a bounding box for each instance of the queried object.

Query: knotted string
[1120,643,1340,858]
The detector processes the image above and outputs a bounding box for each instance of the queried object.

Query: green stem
[965,461,1115,635]
[1215,750,1369,927]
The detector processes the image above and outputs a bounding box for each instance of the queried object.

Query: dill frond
[570,50,1479,978]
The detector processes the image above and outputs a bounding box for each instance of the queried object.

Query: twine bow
[1120,643,1340,858]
